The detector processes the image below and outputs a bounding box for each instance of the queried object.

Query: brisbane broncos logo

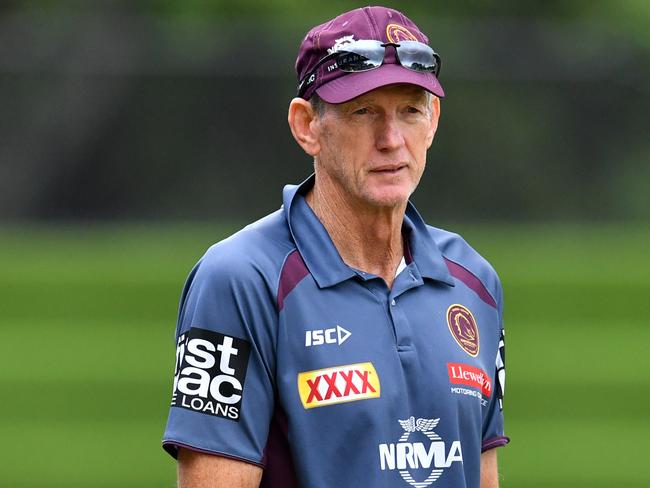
[446,305,480,357]
[386,24,418,43]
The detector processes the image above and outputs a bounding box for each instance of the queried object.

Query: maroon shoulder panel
[277,250,310,311]
[443,257,497,309]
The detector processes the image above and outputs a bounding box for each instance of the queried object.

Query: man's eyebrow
[334,99,374,114]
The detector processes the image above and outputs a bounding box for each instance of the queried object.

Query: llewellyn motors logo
[379,417,463,487]
[171,327,251,421]
[447,362,492,407]
[446,304,480,357]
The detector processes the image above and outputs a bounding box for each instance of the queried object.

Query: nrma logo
[378,417,462,488]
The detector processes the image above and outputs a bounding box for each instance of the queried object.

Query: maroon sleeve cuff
[481,435,510,452]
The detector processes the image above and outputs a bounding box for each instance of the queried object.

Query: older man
[163,6,508,488]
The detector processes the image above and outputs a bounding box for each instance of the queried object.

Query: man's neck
[305,178,406,288]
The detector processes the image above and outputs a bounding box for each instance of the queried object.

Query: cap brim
[316,63,445,104]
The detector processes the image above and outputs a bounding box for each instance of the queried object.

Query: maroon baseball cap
[295,6,444,103]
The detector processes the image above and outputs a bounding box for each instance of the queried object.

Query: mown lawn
[0,223,648,487]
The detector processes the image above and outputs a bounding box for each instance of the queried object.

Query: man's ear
[426,95,441,148]
[288,98,321,157]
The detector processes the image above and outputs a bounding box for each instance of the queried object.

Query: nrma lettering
[379,440,463,470]
[171,328,251,421]
[379,417,462,487]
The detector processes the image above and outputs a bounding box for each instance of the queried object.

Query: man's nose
[375,115,405,151]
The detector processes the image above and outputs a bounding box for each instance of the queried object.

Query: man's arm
[480,448,499,488]
[178,448,263,488]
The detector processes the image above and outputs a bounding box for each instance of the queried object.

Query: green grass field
[1,223,648,487]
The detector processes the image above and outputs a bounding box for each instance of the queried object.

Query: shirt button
[391,299,396,306]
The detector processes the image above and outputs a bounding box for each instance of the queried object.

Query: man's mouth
[371,164,407,174]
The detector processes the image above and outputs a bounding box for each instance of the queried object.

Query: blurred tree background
[0,1,648,487]
[1,0,648,221]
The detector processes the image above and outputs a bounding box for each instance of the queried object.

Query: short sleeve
[481,277,509,451]
[162,244,278,465]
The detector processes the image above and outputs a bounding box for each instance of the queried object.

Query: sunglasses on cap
[298,39,441,97]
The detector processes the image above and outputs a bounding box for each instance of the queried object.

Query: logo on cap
[446,305,480,357]
[327,35,356,54]
[386,24,418,43]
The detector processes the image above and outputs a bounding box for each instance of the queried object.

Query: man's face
[313,84,438,209]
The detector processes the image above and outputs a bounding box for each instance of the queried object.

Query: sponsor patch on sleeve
[496,328,506,410]
[297,362,380,409]
[171,327,251,421]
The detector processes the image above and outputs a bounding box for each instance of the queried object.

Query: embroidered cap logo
[386,24,418,43]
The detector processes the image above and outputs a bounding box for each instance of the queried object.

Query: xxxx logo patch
[297,362,380,409]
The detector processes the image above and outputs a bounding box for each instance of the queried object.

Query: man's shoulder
[176,210,293,334]
[198,208,295,282]
[426,225,502,306]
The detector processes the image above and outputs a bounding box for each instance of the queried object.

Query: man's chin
[362,188,412,209]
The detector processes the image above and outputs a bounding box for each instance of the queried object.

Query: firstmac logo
[297,362,380,409]
[171,328,251,421]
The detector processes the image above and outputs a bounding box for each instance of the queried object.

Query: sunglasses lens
[298,40,442,96]
[337,40,384,72]
[397,41,439,74]
[337,52,380,71]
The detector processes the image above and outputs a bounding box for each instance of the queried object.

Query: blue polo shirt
[163,175,508,488]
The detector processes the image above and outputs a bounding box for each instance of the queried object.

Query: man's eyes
[347,105,425,116]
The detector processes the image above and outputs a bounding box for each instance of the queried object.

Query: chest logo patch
[297,362,380,409]
[378,416,463,487]
[446,304,480,357]
[305,324,351,347]
[447,363,491,407]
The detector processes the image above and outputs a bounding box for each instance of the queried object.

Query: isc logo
[297,362,380,409]
[305,325,351,347]
[171,328,251,421]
